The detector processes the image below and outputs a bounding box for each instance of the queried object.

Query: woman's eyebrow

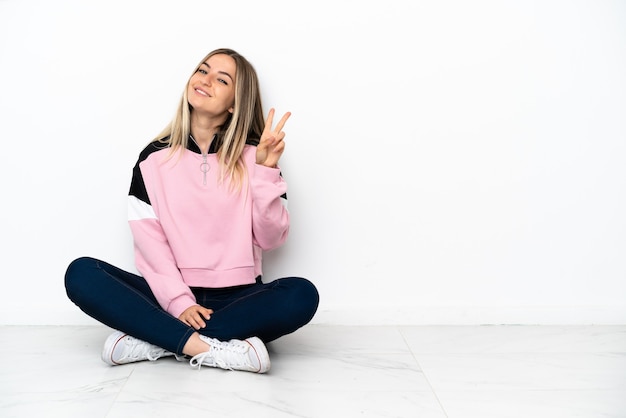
[202,61,234,82]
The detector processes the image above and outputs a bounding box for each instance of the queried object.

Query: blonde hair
[154,48,265,189]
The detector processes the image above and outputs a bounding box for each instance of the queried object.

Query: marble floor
[1,325,625,417]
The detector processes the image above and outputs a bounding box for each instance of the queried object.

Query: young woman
[65,48,319,373]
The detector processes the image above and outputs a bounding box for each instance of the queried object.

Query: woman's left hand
[256,108,291,168]
[178,305,213,330]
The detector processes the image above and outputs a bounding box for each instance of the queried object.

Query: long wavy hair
[154,48,265,190]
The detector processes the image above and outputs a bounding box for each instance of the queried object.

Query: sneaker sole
[245,337,271,373]
[101,330,127,366]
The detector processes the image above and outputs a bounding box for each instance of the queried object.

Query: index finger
[262,108,276,135]
[198,307,213,318]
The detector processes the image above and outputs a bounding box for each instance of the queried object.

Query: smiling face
[187,53,237,120]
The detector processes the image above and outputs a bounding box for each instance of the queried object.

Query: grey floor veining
[1,324,625,417]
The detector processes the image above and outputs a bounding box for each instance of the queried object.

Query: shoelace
[119,336,169,362]
[189,339,251,370]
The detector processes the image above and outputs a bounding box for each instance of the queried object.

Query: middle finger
[273,111,291,134]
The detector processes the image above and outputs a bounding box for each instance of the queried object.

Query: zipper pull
[200,153,209,185]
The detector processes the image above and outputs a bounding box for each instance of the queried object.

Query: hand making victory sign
[256,108,291,168]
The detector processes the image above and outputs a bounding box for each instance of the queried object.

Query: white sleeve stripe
[128,195,157,221]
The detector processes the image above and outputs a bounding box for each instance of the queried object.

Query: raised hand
[256,108,291,168]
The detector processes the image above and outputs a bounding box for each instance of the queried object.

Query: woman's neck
[190,127,216,154]
[190,113,223,153]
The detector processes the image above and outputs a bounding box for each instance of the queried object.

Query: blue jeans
[64,257,319,355]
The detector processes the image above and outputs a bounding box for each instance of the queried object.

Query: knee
[289,278,320,321]
[64,256,97,301]
[302,278,320,309]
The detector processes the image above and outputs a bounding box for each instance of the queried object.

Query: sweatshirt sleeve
[250,163,290,250]
[127,145,197,318]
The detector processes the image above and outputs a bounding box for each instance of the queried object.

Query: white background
[1,0,624,325]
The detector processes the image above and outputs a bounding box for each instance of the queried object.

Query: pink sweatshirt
[127,139,289,318]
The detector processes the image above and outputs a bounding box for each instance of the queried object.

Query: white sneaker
[102,330,174,366]
[190,336,270,373]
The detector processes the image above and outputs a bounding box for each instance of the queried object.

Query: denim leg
[64,256,195,355]
[194,277,319,343]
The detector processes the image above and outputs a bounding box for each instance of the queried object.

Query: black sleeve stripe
[128,141,167,205]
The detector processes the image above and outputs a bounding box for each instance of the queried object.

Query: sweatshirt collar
[188,134,219,155]
[187,134,261,155]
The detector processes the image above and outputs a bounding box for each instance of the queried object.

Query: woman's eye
[197,69,207,75]
[218,78,228,85]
